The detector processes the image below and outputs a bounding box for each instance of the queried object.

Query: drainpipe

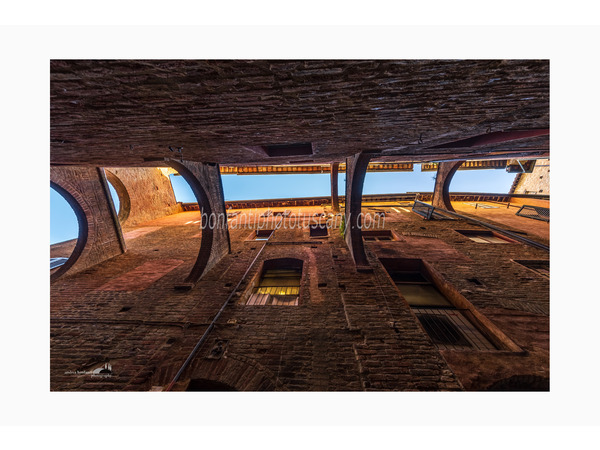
[165,240,269,391]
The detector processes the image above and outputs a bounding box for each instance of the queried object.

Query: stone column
[431,161,464,212]
[330,163,340,213]
[344,153,371,271]
[167,160,231,289]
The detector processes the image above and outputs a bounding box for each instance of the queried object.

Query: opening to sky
[169,165,516,203]
[50,187,79,245]
[450,168,516,193]
[51,167,517,245]
[107,180,120,213]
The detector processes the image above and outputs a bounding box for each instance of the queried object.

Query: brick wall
[50,204,549,391]
[105,167,182,228]
[513,159,550,195]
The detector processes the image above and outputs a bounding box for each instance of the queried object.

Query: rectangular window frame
[455,229,517,244]
[379,257,521,352]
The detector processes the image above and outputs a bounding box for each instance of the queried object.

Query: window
[455,229,515,244]
[380,258,497,351]
[513,260,549,279]
[262,142,313,157]
[253,229,274,240]
[309,223,328,238]
[246,259,303,306]
[362,230,395,241]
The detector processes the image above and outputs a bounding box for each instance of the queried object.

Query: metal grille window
[380,258,497,351]
[246,268,301,306]
[515,205,550,222]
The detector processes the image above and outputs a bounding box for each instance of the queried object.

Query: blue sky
[169,164,516,202]
[51,166,516,245]
[50,182,120,245]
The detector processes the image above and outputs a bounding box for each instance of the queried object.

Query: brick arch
[485,374,549,391]
[344,152,371,270]
[186,356,282,391]
[50,180,89,282]
[166,160,217,286]
[431,161,464,212]
[104,169,131,224]
[50,166,125,282]
[262,257,304,271]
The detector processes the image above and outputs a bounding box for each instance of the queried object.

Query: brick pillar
[167,160,231,288]
[330,163,340,213]
[50,166,126,281]
[431,161,464,212]
[344,153,371,271]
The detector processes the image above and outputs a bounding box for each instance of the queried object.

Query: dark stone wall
[51,166,125,280]
[344,153,371,270]
[50,60,549,166]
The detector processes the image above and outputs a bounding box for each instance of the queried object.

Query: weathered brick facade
[50,166,125,280]
[104,167,182,228]
[49,59,550,392]
[50,201,549,391]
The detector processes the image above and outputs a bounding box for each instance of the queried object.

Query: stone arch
[50,180,89,282]
[431,161,464,212]
[186,379,237,391]
[344,152,371,271]
[485,374,549,391]
[104,169,131,224]
[185,356,280,391]
[50,166,125,282]
[262,257,304,272]
[166,160,230,287]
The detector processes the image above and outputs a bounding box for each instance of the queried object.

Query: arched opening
[449,166,517,194]
[244,258,304,306]
[186,379,237,391]
[50,182,88,280]
[166,160,221,286]
[104,169,131,224]
[362,164,436,195]
[486,375,549,391]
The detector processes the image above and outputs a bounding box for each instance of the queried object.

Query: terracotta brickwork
[50,166,125,280]
[50,202,549,391]
[512,159,550,195]
[105,167,182,228]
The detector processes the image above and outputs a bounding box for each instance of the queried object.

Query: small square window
[254,229,274,240]
[362,230,395,241]
[309,223,328,238]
